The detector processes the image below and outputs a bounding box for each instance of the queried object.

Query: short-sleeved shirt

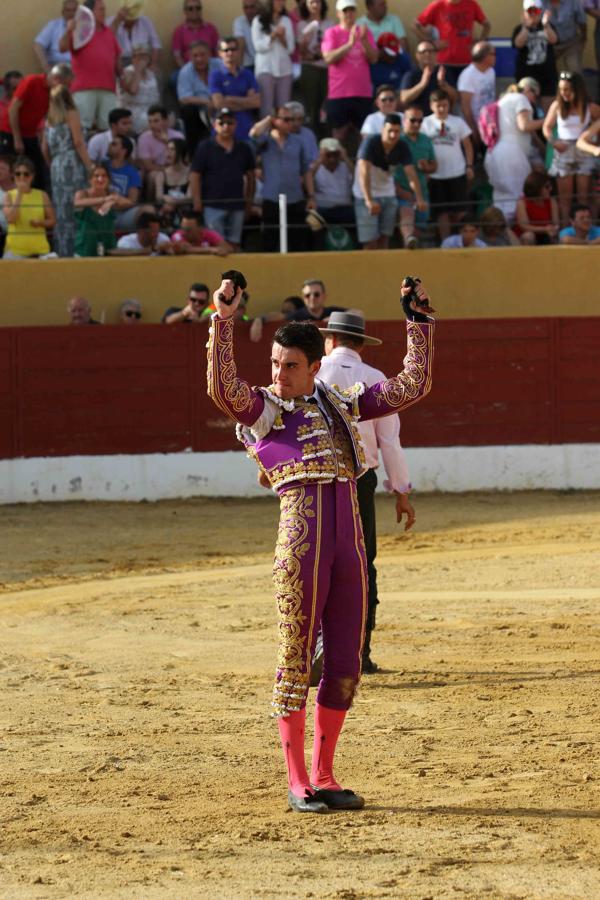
[137,128,184,167]
[512,22,557,94]
[394,132,436,199]
[457,63,496,122]
[34,17,72,66]
[321,25,376,99]
[106,161,142,197]
[117,231,170,250]
[353,134,412,198]
[172,21,220,60]
[192,137,255,209]
[109,14,162,58]
[400,65,445,115]
[370,52,413,92]
[208,65,259,139]
[253,132,307,203]
[177,60,218,101]
[416,0,487,66]
[542,0,586,44]
[0,74,49,138]
[70,25,121,93]
[559,225,600,241]
[171,226,224,246]
[356,12,407,41]
[421,113,471,179]
[441,233,486,247]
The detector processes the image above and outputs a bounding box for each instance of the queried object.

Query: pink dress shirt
[318,346,411,492]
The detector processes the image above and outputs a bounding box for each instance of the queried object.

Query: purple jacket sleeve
[358,320,434,421]
[206,315,265,425]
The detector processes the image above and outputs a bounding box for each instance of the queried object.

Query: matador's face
[270,343,321,400]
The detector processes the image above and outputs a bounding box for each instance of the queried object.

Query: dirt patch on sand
[1,491,600,898]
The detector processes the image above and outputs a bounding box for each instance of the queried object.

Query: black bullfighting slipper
[287,789,329,813]
[309,788,365,810]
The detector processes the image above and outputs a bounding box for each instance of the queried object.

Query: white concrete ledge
[1,445,599,504]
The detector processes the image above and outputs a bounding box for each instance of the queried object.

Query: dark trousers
[262,198,308,252]
[356,467,378,658]
[0,132,49,191]
[180,106,210,159]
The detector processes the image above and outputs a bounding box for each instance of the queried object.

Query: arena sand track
[1,491,600,899]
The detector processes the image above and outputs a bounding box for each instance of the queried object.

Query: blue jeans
[203,207,245,245]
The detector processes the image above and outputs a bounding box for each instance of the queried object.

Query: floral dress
[45,122,88,257]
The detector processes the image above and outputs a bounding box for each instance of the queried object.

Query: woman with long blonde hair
[42,83,92,256]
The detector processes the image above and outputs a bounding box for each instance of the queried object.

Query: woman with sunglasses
[2,156,56,259]
[73,163,118,256]
[543,71,600,225]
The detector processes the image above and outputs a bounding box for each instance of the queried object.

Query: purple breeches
[271,479,368,718]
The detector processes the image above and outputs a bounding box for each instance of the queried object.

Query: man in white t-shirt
[360,84,401,138]
[109,212,172,255]
[421,88,473,241]
[457,42,497,146]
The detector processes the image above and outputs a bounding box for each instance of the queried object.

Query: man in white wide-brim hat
[318,310,416,673]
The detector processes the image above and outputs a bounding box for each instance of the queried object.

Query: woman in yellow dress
[2,156,56,259]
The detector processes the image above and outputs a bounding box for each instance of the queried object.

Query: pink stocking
[278,708,311,796]
[310,703,346,790]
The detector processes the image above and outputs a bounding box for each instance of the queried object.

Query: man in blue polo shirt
[209,37,260,140]
[191,107,256,248]
[250,106,311,252]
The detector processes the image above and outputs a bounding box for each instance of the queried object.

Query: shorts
[548,141,597,177]
[354,195,397,243]
[397,196,429,227]
[428,175,467,218]
[73,89,118,133]
[326,96,374,130]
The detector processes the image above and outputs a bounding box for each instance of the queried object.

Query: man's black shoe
[362,655,378,674]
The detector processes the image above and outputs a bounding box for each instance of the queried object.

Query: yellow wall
[1,247,599,326]
[1,0,596,75]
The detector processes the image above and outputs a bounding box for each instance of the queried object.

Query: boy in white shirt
[421,88,474,241]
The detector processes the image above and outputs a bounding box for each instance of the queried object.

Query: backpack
[478,101,500,150]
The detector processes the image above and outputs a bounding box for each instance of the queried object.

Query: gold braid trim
[372,322,429,409]
[207,317,257,419]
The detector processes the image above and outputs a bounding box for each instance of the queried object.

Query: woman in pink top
[59,0,121,132]
[321,0,378,147]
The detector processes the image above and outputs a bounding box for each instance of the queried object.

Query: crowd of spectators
[2,0,600,259]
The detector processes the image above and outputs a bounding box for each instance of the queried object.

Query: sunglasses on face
[14,170,32,176]
[221,46,237,52]
[278,116,294,122]
[125,310,141,319]
[189,296,207,304]
[407,116,423,123]
[303,291,322,298]
[216,119,235,126]
[186,4,201,9]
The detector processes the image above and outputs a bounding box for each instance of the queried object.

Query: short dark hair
[108,107,132,125]
[460,218,478,230]
[3,70,22,83]
[12,155,35,174]
[384,113,402,127]
[282,295,305,312]
[430,88,450,104]
[147,103,168,119]
[181,209,202,224]
[136,211,161,229]
[189,40,211,52]
[190,282,210,294]
[219,35,239,47]
[571,203,591,218]
[375,83,396,99]
[115,134,134,158]
[272,322,324,365]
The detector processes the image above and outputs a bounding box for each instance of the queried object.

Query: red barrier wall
[1,318,599,460]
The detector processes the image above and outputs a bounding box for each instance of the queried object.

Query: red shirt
[172,227,223,247]
[71,25,120,93]
[0,74,49,137]
[172,22,220,60]
[417,0,487,66]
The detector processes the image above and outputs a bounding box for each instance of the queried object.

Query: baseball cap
[377,32,401,57]
[336,0,357,10]
[523,0,543,8]
[214,107,235,120]
[319,137,342,152]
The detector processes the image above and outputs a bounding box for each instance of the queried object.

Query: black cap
[214,107,235,121]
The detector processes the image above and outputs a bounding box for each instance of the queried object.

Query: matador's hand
[213,279,242,319]
[400,278,435,320]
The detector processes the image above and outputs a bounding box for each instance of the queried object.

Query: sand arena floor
[1,490,600,899]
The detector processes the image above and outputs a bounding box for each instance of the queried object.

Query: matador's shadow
[366,804,600,820]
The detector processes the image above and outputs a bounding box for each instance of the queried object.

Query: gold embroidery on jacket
[373,323,428,408]
[207,318,256,416]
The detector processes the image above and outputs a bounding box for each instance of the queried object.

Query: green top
[394,133,435,200]
[74,207,117,257]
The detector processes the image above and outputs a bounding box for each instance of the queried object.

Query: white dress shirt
[318,346,411,493]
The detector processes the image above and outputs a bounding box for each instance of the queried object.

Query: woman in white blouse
[252,0,295,117]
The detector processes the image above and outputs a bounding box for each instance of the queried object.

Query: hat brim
[319,325,382,345]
